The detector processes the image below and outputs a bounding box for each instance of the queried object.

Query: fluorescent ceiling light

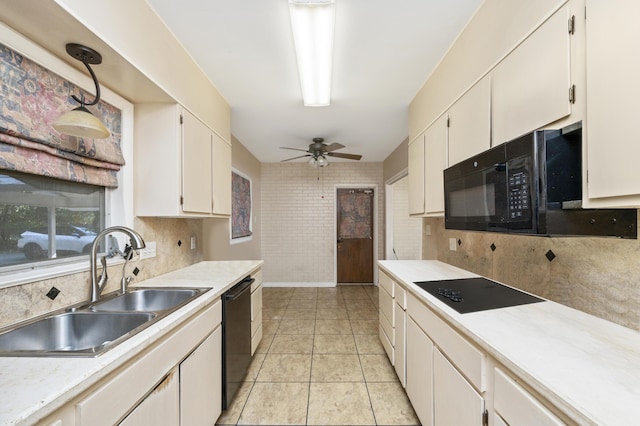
[288,0,335,107]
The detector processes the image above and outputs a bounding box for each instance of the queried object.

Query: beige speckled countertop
[378,260,640,425]
[0,260,262,426]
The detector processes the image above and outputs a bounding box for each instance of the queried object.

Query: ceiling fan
[280,137,363,167]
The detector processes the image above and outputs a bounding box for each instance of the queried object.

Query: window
[0,171,105,268]
[0,24,134,288]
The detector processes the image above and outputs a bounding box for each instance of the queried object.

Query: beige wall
[261,162,384,284]
[203,136,262,261]
[382,138,409,183]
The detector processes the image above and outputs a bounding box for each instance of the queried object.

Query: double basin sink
[0,287,209,357]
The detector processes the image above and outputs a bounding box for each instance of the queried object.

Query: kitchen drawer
[379,284,395,327]
[251,286,262,337]
[379,270,395,298]
[251,323,263,356]
[380,307,395,347]
[379,323,394,365]
[251,270,263,292]
[494,368,564,425]
[407,292,486,392]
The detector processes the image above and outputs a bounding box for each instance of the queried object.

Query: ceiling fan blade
[281,154,311,162]
[327,152,362,160]
[323,143,345,152]
[280,147,310,152]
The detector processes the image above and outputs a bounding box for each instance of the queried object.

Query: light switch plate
[190,236,196,250]
[449,238,457,251]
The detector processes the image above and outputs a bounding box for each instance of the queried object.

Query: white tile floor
[216,285,419,426]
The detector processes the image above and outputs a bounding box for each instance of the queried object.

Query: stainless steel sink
[0,311,154,356]
[0,287,209,357]
[90,288,203,312]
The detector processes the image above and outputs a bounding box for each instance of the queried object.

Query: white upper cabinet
[135,104,232,217]
[585,0,640,204]
[408,134,426,216]
[492,4,572,145]
[408,114,448,218]
[424,114,448,216]
[448,76,492,166]
[212,134,232,216]
[410,77,489,218]
[182,110,213,214]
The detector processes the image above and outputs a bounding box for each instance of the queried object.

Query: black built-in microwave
[443,122,637,238]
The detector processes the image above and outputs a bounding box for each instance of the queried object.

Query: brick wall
[391,176,422,260]
[261,162,384,283]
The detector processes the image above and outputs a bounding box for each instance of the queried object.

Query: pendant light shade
[53,43,110,139]
[53,106,110,139]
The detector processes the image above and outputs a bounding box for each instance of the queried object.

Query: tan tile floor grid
[216,285,420,426]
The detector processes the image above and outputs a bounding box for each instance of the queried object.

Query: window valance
[0,42,123,187]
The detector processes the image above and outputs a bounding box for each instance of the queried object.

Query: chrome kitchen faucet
[89,226,146,302]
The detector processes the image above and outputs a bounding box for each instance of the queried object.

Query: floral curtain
[0,42,123,187]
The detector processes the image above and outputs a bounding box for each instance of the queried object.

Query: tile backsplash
[423,216,640,331]
[0,217,202,329]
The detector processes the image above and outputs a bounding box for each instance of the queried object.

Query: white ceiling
[145,0,482,163]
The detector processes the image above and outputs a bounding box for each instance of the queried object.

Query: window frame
[0,23,135,289]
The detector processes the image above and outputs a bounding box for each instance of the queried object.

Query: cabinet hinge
[569,84,576,104]
[180,196,184,206]
[482,409,489,426]
[568,15,575,34]
[180,114,184,125]
[446,116,451,128]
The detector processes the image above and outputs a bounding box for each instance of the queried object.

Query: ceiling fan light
[317,155,328,167]
[53,106,110,139]
[289,0,335,107]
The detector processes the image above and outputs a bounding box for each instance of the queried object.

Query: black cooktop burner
[414,277,544,314]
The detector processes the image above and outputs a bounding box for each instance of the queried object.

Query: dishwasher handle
[224,276,254,301]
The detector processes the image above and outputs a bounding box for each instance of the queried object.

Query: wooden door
[336,188,374,283]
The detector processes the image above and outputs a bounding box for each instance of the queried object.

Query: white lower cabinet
[405,290,486,426]
[38,299,223,426]
[250,273,263,355]
[434,348,484,425]
[406,316,434,426]
[120,369,179,426]
[393,298,406,387]
[379,266,572,426]
[494,367,565,426]
[180,327,222,426]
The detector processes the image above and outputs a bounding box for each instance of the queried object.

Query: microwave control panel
[508,170,531,220]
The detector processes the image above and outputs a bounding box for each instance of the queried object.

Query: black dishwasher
[222,276,254,410]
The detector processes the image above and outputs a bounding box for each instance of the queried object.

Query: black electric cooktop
[414,277,544,314]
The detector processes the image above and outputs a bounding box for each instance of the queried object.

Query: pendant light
[53,43,110,139]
